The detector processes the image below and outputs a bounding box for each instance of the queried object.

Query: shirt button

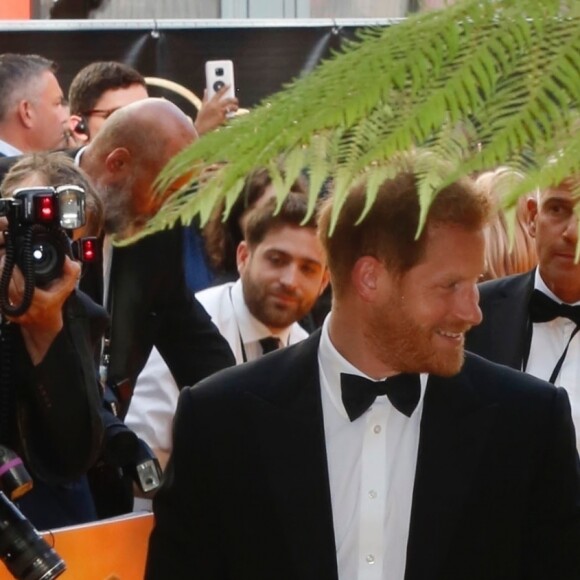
[373,425,381,434]
[369,490,377,499]
[366,554,375,565]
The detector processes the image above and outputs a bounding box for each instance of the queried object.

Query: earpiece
[74,118,88,135]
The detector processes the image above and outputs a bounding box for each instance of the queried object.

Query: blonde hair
[475,168,537,281]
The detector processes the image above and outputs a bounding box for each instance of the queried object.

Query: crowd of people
[0,51,578,579]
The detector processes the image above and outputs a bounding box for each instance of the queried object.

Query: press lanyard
[523,321,580,385]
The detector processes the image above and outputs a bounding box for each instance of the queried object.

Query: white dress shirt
[0,138,21,157]
[125,280,307,454]
[526,269,580,449]
[318,315,427,580]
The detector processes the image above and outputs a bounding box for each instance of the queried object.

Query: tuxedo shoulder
[188,333,319,401]
[463,351,561,405]
[478,271,531,299]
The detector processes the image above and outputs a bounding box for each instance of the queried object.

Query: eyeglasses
[81,107,120,119]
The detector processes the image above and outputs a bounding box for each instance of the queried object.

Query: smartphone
[205,60,236,103]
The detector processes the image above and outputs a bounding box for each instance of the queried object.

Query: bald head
[86,97,196,165]
[81,98,197,238]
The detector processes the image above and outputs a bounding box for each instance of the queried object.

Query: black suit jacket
[146,331,580,580]
[81,226,235,416]
[465,271,535,369]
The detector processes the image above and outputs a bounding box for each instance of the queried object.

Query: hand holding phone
[205,60,236,103]
[197,60,239,133]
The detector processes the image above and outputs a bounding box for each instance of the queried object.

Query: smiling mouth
[436,329,465,341]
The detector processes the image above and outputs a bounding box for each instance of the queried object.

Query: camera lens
[15,227,69,288]
[0,492,66,580]
[31,243,60,281]
[213,80,225,93]
[215,68,224,76]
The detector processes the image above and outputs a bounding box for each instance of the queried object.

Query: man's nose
[563,212,579,243]
[279,264,299,289]
[457,284,483,327]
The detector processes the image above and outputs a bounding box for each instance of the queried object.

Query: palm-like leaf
[128,0,580,242]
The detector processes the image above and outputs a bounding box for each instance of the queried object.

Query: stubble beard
[366,294,466,378]
[242,272,310,331]
[102,180,136,238]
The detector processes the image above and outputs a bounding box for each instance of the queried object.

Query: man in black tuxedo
[146,167,580,579]
[466,178,580,448]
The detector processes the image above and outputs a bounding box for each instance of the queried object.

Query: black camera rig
[0,185,98,317]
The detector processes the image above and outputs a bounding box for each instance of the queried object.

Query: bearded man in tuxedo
[147,164,579,579]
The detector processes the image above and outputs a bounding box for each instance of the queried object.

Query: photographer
[0,152,105,530]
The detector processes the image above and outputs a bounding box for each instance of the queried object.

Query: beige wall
[310,0,408,17]
[88,0,408,19]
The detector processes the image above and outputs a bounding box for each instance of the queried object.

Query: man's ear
[319,268,331,296]
[17,100,34,129]
[69,115,89,144]
[526,196,539,238]
[351,256,383,302]
[104,147,131,175]
[236,240,250,275]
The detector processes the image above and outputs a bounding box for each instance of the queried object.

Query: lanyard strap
[524,321,580,384]
[548,326,580,384]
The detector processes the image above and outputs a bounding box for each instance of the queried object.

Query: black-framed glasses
[81,107,120,119]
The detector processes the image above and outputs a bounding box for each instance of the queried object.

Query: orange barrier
[0,511,154,579]
[0,1,31,19]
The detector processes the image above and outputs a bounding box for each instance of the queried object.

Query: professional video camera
[0,185,98,317]
[0,446,65,580]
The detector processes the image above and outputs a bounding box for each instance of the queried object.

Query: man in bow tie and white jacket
[126,192,330,469]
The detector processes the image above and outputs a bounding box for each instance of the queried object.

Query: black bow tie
[259,336,281,354]
[529,290,580,326]
[340,372,421,422]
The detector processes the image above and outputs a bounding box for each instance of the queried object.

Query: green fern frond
[131,0,580,245]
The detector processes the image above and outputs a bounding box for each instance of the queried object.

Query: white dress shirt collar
[0,139,21,157]
[73,145,87,167]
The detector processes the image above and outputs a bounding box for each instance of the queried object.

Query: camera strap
[0,320,17,445]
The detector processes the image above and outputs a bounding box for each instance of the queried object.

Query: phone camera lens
[215,68,224,76]
[213,80,225,92]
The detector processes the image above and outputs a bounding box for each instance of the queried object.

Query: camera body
[0,185,87,288]
[205,59,236,115]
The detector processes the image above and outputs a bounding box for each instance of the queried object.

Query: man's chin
[428,351,465,377]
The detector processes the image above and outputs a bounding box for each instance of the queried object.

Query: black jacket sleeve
[14,290,105,485]
[106,227,235,412]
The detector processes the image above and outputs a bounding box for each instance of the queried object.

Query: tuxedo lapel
[476,272,534,368]
[241,333,339,580]
[405,359,499,580]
